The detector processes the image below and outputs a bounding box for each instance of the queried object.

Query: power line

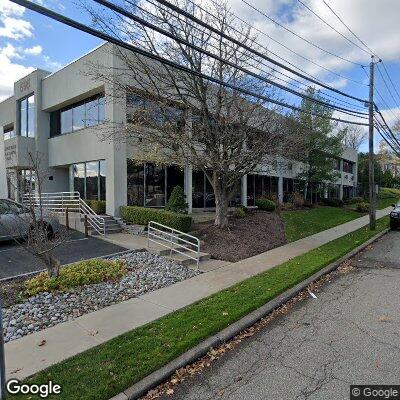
[376,63,400,111]
[175,0,367,87]
[152,0,368,103]
[295,0,371,56]
[9,0,370,127]
[92,0,368,117]
[381,61,400,106]
[322,0,378,58]
[241,0,365,67]
[134,0,367,112]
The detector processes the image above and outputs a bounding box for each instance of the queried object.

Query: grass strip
[281,206,362,242]
[13,217,389,400]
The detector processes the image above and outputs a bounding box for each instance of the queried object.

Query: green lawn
[15,216,389,400]
[281,206,362,242]
[377,187,400,209]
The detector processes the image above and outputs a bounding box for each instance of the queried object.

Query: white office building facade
[0,44,358,216]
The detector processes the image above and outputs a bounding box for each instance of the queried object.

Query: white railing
[147,221,200,269]
[22,191,106,236]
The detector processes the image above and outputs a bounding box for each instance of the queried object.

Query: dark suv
[390,203,400,230]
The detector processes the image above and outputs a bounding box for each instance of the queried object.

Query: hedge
[86,200,106,215]
[255,198,276,211]
[356,202,370,213]
[320,198,344,207]
[120,206,193,232]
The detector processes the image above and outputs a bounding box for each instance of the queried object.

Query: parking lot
[0,230,127,279]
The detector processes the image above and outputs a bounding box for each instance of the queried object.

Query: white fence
[147,221,200,269]
[22,191,106,236]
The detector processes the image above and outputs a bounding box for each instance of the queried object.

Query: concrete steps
[88,215,122,235]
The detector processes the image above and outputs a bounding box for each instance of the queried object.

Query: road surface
[165,231,400,400]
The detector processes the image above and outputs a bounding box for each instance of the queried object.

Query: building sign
[5,144,16,163]
[19,78,31,94]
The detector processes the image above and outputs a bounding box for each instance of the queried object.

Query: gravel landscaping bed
[2,251,200,343]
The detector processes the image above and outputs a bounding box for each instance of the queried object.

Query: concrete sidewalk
[5,207,392,381]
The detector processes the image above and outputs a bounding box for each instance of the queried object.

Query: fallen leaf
[10,368,22,374]
[88,330,98,336]
[166,388,174,395]
[222,312,228,316]
[378,315,392,322]
[38,339,46,347]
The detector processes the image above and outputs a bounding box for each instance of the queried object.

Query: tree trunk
[215,194,229,228]
[38,253,61,278]
[213,173,229,228]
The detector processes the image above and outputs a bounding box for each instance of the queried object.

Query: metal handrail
[147,220,200,269]
[22,191,106,236]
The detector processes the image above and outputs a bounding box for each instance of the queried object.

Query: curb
[114,228,389,400]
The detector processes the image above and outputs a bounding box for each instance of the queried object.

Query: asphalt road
[0,230,127,279]
[165,230,400,400]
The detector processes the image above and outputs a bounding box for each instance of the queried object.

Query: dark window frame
[50,93,105,137]
[19,93,35,137]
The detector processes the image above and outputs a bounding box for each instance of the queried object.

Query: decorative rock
[2,250,200,343]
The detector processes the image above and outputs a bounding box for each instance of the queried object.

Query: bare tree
[83,0,302,227]
[341,123,367,150]
[1,152,68,278]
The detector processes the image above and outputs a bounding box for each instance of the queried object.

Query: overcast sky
[1,0,400,150]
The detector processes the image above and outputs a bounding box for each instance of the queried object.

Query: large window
[73,160,106,201]
[126,94,184,129]
[127,160,184,207]
[145,163,165,207]
[51,93,105,137]
[3,126,15,140]
[127,160,145,206]
[343,160,354,174]
[19,169,35,195]
[19,94,35,137]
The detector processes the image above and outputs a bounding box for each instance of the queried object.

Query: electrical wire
[241,0,365,67]
[322,0,378,58]
[133,0,367,112]
[175,0,367,87]
[92,0,368,117]
[152,0,368,103]
[9,0,370,127]
[295,0,371,56]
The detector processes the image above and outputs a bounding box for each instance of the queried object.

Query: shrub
[293,192,305,208]
[321,198,344,207]
[120,206,193,232]
[233,206,246,218]
[303,201,314,208]
[356,202,370,213]
[344,197,364,205]
[255,198,276,212]
[165,186,188,213]
[25,259,127,296]
[86,200,106,215]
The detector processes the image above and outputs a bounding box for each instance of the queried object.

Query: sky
[1,0,400,151]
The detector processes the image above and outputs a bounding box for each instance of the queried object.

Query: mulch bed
[0,276,27,308]
[193,210,287,262]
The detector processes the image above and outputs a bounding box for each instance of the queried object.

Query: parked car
[0,198,60,242]
[390,203,400,230]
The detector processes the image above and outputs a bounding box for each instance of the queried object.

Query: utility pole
[0,299,5,400]
[369,55,376,230]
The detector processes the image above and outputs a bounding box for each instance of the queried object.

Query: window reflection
[73,161,106,201]
[145,163,165,207]
[53,94,105,136]
[3,126,15,140]
[19,95,35,137]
